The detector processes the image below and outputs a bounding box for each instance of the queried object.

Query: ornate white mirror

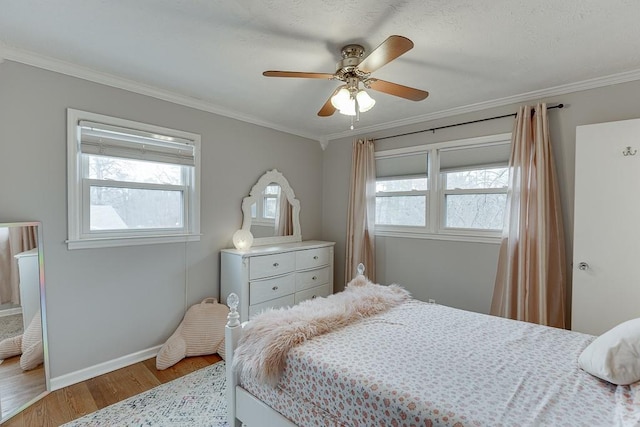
[240,169,302,246]
[0,221,49,422]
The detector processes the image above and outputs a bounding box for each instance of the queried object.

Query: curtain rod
[376,103,564,141]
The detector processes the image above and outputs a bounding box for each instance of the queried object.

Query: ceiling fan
[263,35,429,118]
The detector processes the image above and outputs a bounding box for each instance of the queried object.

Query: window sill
[66,233,202,250]
[374,230,501,245]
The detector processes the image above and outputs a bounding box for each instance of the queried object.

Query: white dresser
[220,240,335,322]
[14,248,40,331]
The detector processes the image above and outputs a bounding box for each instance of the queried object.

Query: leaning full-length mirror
[0,222,49,422]
[241,169,302,246]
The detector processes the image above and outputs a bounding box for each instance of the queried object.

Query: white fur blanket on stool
[233,275,411,385]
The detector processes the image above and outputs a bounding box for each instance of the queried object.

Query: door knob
[577,262,589,271]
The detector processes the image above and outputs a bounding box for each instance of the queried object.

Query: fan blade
[318,88,339,117]
[368,79,429,101]
[263,71,335,79]
[357,35,414,74]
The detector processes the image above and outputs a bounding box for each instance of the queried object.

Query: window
[375,133,511,242]
[441,166,508,230]
[251,184,281,225]
[375,153,428,227]
[67,109,201,249]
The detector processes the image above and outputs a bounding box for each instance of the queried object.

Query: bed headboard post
[225,293,242,427]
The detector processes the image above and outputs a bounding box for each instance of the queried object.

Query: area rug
[63,361,228,427]
[0,313,23,342]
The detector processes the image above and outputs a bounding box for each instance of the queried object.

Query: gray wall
[0,61,324,379]
[323,79,640,316]
[3,57,640,381]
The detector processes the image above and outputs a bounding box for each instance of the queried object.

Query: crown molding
[3,43,640,148]
[0,43,323,144]
[323,68,640,142]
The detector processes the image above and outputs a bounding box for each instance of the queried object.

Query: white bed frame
[225,264,366,426]
[225,293,297,427]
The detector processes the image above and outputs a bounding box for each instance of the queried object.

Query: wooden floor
[2,354,222,427]
[0,357,47,420]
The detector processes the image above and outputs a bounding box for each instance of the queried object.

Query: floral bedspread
[240,300,640,426]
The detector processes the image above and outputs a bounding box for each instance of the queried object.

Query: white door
[572,118,640,335]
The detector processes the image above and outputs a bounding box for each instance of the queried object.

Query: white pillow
[578,318,640,385]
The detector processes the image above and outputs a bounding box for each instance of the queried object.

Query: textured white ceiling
[2,1,640,141]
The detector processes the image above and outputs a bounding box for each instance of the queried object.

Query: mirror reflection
[0,222,48,422]
[241,169,301,246]
[249,183,294,238]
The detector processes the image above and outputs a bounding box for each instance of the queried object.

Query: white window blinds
[439,143,510,172]
[79,121,196,166]
[376,153,428,178]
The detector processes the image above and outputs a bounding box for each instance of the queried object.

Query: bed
[224,275,640,427]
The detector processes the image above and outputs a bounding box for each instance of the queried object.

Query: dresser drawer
[295,266,330,292]
[296,247,330,270]
[295,283,332,304]
[250,273,295,305]
[249,252,295,280]
[249,294,295,319]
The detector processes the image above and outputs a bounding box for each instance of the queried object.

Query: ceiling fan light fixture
[356,90,376,112]
[332,86,375,116]
[338,98,357,116]
[330,87,351,110]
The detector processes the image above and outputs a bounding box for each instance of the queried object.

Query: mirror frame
[241,169,302,246]
[0,221,50,423]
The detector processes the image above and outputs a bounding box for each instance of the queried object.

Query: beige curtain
[491,103,567,328]
[345,138,376,283]
[275,193,293,236]
[0,225,38,305]
[0,227,12,304]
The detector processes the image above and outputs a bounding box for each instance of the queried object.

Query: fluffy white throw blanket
[233,275,411,385]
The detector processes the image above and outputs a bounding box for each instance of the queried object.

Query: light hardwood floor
[0,357,46,421]
[2,354,222,427]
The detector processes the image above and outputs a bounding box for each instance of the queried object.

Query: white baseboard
[0,307,22,317]
[49,345,162,391]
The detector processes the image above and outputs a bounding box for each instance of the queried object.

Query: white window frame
[439,163,509,238]
[375,133,511,244]
[375,153,430,229]
[251,185,280,227]
[66,109,201,249]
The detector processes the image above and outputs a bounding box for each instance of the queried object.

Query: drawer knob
[273,262,279,267]
[272,286,279,291]
[313,256,318,260]
[312,276,317,281]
